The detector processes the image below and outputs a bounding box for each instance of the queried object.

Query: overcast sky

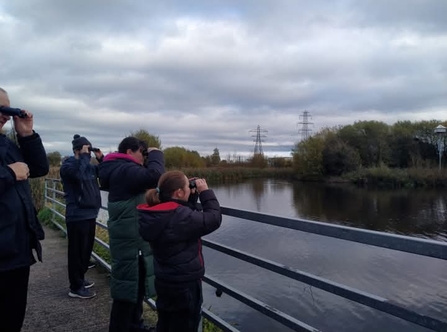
[1,0,446,158]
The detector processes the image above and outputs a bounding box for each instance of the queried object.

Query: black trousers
[67,219,96,291]
[0,266,30,332]
[155,279,203,332]
[109,256,146,332]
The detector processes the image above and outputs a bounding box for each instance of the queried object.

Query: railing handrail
[44,178,447,332]
[46,178,447,260]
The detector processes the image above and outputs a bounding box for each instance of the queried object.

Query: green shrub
[37,207,53,226]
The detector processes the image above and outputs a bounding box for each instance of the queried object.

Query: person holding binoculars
[0,87,49,332]
[60,134,104,299]
[138,171,222,332]
[98,136,165,332]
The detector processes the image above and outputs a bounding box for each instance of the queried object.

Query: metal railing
[44,178,447,332]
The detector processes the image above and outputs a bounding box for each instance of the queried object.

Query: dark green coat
[98,150,165,303]
[108,195,156,302]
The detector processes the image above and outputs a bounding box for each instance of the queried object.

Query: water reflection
[291,182,447,240]
[251,179,265,211]
[207,179,447,331]
[101,180,447,331]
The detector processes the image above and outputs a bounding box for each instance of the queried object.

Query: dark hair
[145,171,187,206]
[118,136,147,153]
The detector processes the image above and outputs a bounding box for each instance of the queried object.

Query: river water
[201,179,447,332]
[100,179,447,332]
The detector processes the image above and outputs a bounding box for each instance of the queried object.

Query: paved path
[22,225,113,332]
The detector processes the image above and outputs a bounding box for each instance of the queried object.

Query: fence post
[44,179,48,208]
[52,180,57,227]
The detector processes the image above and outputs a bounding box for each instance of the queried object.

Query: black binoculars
[189,179,197,189]
[89,147,101,153]
[0,106,27,118]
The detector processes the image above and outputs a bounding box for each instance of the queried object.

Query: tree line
[40,129,292,168]
[293,120,446,178]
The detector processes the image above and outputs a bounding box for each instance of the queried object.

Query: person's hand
[13,110,33,137]
[93,149,103,159]
[195,178,208,193]
[147,147,160,154]
[8,162,30,181]
[80,145,91,154]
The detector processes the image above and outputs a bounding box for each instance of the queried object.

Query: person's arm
[0,165,16,196]
[60,152,91,181]
[176,189,222,240]
[125,150,165,190]
[17,132,49,178]
[13,110,49,177]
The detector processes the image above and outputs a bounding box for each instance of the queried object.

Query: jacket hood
[104,152,139,163]
[98,153,139,189]
[138,202,181,242]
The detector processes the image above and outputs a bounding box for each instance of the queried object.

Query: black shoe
[84,280,95,289]
[88,260,96,269]
[68,287,96,299]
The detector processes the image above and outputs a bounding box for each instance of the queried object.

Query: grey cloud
[351,0,447,34]
[1,0,446,156]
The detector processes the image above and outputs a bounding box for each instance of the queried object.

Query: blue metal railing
[44,178,447,332]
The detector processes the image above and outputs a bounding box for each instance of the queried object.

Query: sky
[1,0,446,158]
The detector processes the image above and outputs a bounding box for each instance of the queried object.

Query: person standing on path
[0,87,49,331]
[98,136,165,332]
[60,134,103,299]
[138,171,222,332]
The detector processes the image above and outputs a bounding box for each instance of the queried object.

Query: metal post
[44,179,48,207]
[52,180,57,223]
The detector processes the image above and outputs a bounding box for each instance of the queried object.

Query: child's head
[145,170,191,206]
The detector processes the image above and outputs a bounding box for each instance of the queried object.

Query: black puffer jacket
[138,190,222,283]
[0,132,49,271]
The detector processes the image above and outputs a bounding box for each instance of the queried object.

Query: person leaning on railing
[0,87,49,332]
[138,171,222,332]
[98,136,165,332]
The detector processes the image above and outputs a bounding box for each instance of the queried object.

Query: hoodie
[138,189,222,283]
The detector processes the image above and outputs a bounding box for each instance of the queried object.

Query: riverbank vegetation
[293,120,447,188]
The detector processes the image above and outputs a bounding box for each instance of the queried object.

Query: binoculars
[189,179,197,189]
[89,147,101,153]
[0,106,27,118]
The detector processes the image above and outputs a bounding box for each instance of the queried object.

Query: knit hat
[72,134,92,151]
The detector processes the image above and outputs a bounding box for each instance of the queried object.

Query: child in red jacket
[138,170,222,332]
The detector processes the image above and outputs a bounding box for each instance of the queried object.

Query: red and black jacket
[138,189,222,284]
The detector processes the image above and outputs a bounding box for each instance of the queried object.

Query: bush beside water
[343,166,447,188]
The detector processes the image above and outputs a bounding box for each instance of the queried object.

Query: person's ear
[175,188,185,199]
